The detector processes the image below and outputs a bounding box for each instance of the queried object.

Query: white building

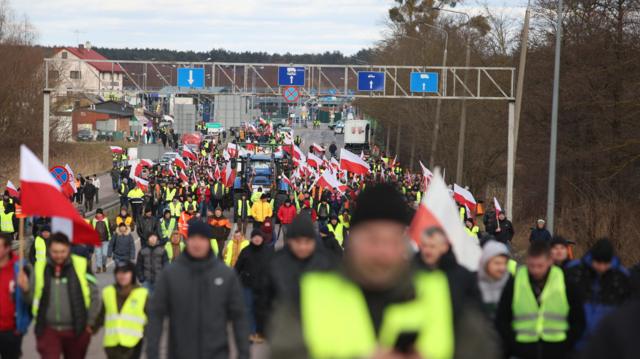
[50,42,124,97]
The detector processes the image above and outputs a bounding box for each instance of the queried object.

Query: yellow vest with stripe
[160,218,176,238]
[34,236,47,262]
[508,259,518,275]
[164,241,185,261]
[223,240,249,267]
[33,255,93,316]
[165,188,177,201]
[512,266,569,343]
[0,211,14,232]
[91,218,111,241]
[169,202,182,217]
[102,286,148,348]
[327,222,344,246]
[210,240,219,256]
[301,271,454,359]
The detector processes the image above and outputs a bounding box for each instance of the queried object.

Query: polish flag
[5,181,19,198]
[223,161,236,187]
[132,176,149,191]
[214,165,222,181]
[110,146,124,154]
[259,117,267,125]
[207,169,214,181]
[182,146,197,161]
[227,143,238,158]
[493,197,502,218]
[410,168,481,271]
[168,167,176,178]
[453,184,477,213]
[313,170,347,194]
[307,152,322,168]
[140,159,154,167]
[330,157,340,171]
[20,146,99,246]
[174,157,187,170]
[281,173,292,187]
[179,169,189,183]
[312,143,324,153]
[340,148,370,175]
[292,145,306,161]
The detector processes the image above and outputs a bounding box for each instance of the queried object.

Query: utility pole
[43,90,51,168]
[426,25,448,168]
[547,0,563,234]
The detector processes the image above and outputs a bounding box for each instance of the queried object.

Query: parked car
[77,129,94,141]
[333,121,345,134]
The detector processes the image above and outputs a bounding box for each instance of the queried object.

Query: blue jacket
[566,253,630,349]
[13,260,32,334]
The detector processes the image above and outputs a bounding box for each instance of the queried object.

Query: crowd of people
[1,122,639,359]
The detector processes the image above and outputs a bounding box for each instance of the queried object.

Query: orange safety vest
[15,204,27,219]
[178,212,193,238]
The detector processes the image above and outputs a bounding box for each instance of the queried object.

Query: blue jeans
[95,241,109,269]
[243,287,256,334]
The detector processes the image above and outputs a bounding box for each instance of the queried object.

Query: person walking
[221,229,249,268]
[276,198,296,242]
[136,207,160,247]
[235,193,251,235]
[159,209,177,244]
[477,240,511,320]
[208,207,232,259]
[92,175,101,204]
[251,194,272,229]
[235,229,273,344]
[550,236,573,268]
[136,234,167,293]
[109,223,136,265]
[92,208,111,273]
[96,261,149,359]
[0,233,30,359]
[17,233,101,359]
[495,241,585,359]
[146,221,250,359]
[164,231,185,263]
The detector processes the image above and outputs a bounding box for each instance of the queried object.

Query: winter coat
[136,215,160,245]
[320,233,343,260]
[565,253,630,348]
[277,204,297,225]
[582,299,640,359]
[235,243,273,290]
[209,215,232,242]
[260,221,274,245]
[477,241,511,319]
[495,268,586,359]
[109,227,136,262]
[146,252,249,359]
[486,219,515,244]
[136,244,168,284]
[529,227,552,243]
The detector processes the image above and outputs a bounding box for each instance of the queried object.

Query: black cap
[550,236,570,247]
[287,213,316,240]
[96,208,103,214]
[187,220,213,239]
[350,183,410,228]
[591,238,614,262]
[250,229,263,238]
[114,261,135,274]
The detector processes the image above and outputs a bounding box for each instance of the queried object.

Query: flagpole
[18,217,25,269]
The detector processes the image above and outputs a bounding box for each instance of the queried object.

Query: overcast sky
[13,0,527,54]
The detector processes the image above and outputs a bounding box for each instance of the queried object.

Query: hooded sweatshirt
[477,241,511,319]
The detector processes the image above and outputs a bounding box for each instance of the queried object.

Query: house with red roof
[51,42,124,96]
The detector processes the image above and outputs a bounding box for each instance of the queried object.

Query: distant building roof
[54,46,124,73]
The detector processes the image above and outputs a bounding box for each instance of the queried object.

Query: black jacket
[495,269,585,359]
[235,243,273,290]
[486,219,515,244]
[320,233,343,260]
[582,299,640,359]
[529,227,552,243]
[136,216,160,244]
[146,252,249,359]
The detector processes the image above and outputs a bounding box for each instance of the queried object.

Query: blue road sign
[278,66,305,86]
[410,72,439,93]
[282,86,300,102]
[177,68,205,88]
[49,166,69,186]
[357,71,385,91]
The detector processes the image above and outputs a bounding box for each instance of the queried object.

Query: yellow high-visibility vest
[33,255,93,316]
[102,285,148,348]
[34,236,47,262]
[301,271,454,359]
[164,241,185,262]
[0,211,15,233]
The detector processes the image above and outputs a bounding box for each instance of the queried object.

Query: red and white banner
[340,148,370,175]
[313,169,347,194]
[140,159,153,167]
[5,181,19,198]
[174,157,187,170]
[330,157,340,171]
[307,152,323,168]
[453,184,477,213]
[312,143,324,153]
[410,169,481,271]
[214,165,222,181]
[227,143,238,158]
[20,146,99,246]
[182,146,197,161]
[110,146,124,154]
[222,161,236,187]
[179,169,189,183]
[132,176,149,191]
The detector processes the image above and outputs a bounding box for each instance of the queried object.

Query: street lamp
[547,0,563,233]
[433,7,472,184]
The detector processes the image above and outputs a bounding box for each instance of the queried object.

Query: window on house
[70,71,81,79]
[61,51,68,59]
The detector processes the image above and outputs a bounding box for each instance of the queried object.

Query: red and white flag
[281,173,292,187]
[182,146,197,161]
[179,169,189,183]
[63,164,78,196]
[174,157,187,170]
[223,161,236,187]
[168,167,176,178]
[312,143,324,153]
[340,148,370,175]
[493,197,502,218]
[410,168,481,270]
[140,159,153,167]
[110,146,124,154]
[307,152,323,168]
[330,157,340,171]
[227,143,238,158]
[207,169,214,181]
[313,169,347,194]
[453,184,477,213]
[258,117,267,126]
[214,165,222,181]
[20,146,99,246]
[5,181,19,198]
[132,176,149,191]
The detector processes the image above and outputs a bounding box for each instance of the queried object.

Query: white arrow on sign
[188,70,194,85]
[422,83,426,91]
[369,80,373,89]
[290,75,294,84]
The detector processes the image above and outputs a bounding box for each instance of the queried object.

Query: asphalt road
[20,124,341,359]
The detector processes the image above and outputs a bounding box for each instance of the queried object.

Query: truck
[233,149,289,198]
[344,119,371,152]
